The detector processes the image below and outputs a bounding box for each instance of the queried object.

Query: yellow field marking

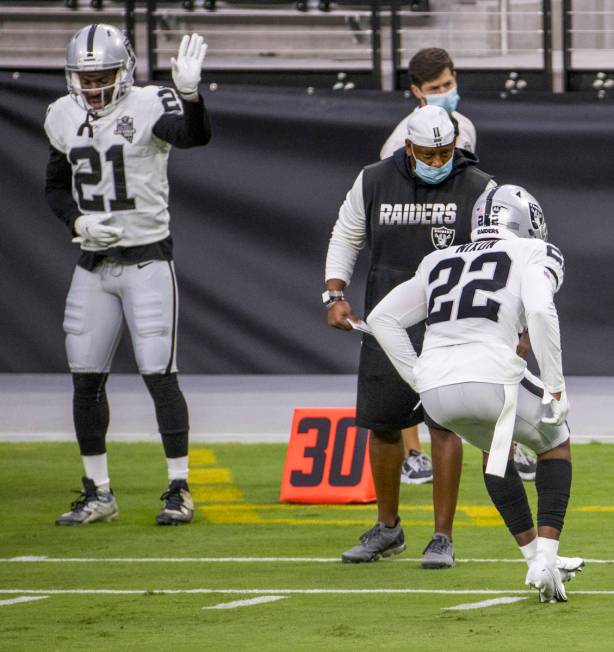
[190,468,233,484]
[573,506,614,512]
[189,449,217,466]
[201,508,265,524]
[192,487,244,503]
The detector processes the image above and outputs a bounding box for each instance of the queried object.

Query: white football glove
[73,213,124,248]
[171,33,207,99]
[541,389,569,426]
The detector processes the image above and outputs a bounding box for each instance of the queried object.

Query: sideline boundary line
[1,556,613,564]
[0,588,613,595]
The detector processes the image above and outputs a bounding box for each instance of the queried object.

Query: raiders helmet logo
[114,115,136,143]
[431,226,455,250]
[528,202,544,230]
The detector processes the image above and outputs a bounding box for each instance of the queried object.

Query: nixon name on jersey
[379,202,457,226]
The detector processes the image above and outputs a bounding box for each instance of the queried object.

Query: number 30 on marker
[280,408,375,504]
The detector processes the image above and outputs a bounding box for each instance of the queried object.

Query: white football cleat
[556,556,585,583]
[526,558,568,603]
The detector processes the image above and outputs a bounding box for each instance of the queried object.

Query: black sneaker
[156,479,194,525]
[56,477,118,525]
[341,519,406,563]
[422,533,455,569]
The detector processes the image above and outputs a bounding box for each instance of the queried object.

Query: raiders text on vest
[379,203,457,225]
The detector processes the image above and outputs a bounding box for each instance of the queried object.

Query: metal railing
[391,0,552,91]
[145,1,382,88]
[562,0,614,92]
[2,1,614,93]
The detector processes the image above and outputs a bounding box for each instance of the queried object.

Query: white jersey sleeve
[44,100,69,153]
[324,170,367,285]
[367,264,429,390]
[521,241,566,393]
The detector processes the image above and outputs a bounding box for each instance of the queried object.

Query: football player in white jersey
[44,24,211,526]
[367,185,584,603]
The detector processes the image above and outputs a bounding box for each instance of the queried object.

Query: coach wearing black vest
[324,105,495,565]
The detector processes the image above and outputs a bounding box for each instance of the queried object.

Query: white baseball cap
[406,105,455,148]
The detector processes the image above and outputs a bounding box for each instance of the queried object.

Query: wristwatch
[322,289,345,308]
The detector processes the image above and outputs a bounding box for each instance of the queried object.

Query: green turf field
[1,442,613,651]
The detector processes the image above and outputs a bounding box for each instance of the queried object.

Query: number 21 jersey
[44,86,183,249]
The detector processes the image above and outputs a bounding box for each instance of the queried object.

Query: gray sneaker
[341,519,406,563]
[56,477,118,525]
[514,443,537,481]
[422,533,455,569]
[401,452,433,485]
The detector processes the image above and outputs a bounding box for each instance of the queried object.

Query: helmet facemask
[67,66,132,117]
[65,24,136,118]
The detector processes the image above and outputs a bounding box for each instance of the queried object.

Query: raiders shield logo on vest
[431,226,455,250]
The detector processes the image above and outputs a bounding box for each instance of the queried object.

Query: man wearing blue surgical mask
[381,48,476,159]
[324,105,496,567]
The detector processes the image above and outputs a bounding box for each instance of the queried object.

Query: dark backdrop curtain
[1,72,612,373]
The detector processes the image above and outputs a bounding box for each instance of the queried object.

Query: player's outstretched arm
[171,34,207,102]
[367,276,427,391]
[153,33,211,148]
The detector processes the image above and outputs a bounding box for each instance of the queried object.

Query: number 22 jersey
[367,237,566,395]
[45,85,194,250]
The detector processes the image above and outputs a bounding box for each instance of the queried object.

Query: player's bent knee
[483,460,534,535]
[371,429,402,444]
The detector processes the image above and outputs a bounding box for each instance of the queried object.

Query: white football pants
[63,260,179,374]
[421,373,569,456]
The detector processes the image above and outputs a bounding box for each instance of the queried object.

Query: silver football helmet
[66,23,136,117]
[471,184,548,242]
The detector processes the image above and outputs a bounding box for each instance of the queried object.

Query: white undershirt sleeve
[366,273,428,390]
[521,263,565,394]
[324,170,367,285]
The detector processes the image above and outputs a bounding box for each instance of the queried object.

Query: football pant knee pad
[483,460,534,535]
[535,458,571,532]
[72,372,109,456]
[142,373,189,458]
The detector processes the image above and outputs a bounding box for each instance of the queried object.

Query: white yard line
[1,556,612,564]
[203,596,287,610]
[0,588,613,596]
[0,596,49,607]
[443,597,528,611]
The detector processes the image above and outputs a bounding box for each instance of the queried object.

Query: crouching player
[367,185,583,603]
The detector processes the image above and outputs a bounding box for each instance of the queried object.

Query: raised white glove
[541,389,569,426]
[73,213,124,248]
[171,33,207,99]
